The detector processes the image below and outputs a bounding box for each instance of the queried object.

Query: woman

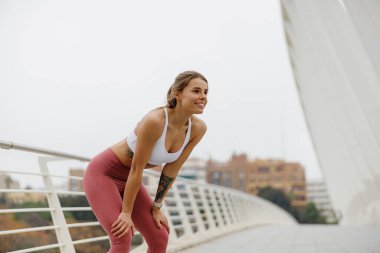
[83,71,208,253]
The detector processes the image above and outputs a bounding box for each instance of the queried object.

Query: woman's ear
[174,90,181,101]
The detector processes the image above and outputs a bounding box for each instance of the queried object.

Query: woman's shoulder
[136,107,166,133]
[190,115,207,137]
[144,107,165,122]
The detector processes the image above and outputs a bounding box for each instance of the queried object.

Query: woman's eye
[192,89,207,95]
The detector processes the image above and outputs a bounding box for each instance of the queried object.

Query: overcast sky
[0,0,322,188]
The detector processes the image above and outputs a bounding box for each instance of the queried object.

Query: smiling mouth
[195,102,206,108]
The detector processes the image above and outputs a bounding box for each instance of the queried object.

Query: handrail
[8,243,65,253]
[0,225,59,236]
[0,208,53,214]
[0,139,90,161]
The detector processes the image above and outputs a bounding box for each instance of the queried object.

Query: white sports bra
[126,107,192,165]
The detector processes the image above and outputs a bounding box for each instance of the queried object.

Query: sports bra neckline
[162,107,191,154]
[126,107,192,166]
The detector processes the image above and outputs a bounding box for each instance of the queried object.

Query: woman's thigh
[132,184,169,251]
[83,170,132,250]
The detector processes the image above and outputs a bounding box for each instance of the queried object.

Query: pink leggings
[83,148,169,253]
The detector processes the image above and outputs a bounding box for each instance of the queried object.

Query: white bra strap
[186,117,192,141]
[163,107,169,131]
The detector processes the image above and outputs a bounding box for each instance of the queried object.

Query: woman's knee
[146,227,169,250]
[109,233,132,253]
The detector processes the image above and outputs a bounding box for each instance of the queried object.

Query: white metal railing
[0,140,297,253]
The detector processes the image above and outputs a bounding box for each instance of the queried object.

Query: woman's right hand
[111,212,135,238]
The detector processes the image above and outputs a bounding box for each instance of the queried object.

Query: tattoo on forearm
[127,147,134,158]
[155,173,174,202]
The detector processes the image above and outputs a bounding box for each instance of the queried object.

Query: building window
[292,185,304,191]
[258,166,269,173]
[223,171,232,187]
[239,171,245,191]
[294,195,305,201]
[211,171,221,185]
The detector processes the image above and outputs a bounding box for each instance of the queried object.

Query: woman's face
[177,77,208,114]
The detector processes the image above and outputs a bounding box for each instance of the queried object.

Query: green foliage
[0,193,5,205]
[257,186,292,211]
[1,197,108,252]
[12,200,48,208]
[9,196,96,225]
[59,196,96,221]
[64,211,74,219]
[132,234,143,245]
[13,201,52,225]
[300,202,327,224]
[257,186,328,224]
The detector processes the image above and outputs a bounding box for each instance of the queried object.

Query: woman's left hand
[151,207,170,233]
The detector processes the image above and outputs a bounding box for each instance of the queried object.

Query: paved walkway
[179,224,380,253]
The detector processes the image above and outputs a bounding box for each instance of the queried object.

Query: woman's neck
[167,107,191,128]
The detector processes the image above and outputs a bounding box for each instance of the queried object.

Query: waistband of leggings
[105,147,130,169]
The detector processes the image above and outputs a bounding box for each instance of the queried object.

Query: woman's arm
[123,115,162,213]
[111,112,162,238]
[150,120,207,232]
[153,119,207,208]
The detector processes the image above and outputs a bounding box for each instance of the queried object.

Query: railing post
[233,196,243,224]
[209,189,224,228]
[187,185,206,235]
[217,189,232,226]
[227,193,238,225]
[224,192,236,225]
[199,186,217,231]
[172,183,193,237]
[39,156,75,253]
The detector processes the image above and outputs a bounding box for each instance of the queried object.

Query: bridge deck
[179,224,380,253]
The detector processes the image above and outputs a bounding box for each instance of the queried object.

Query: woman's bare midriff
[110,139,157,169]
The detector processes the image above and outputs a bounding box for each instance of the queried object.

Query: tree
[0,213,59,252]
[257,186,292,212]
[59,196,96,221]
[301,202,327,224]
[14,201,51,222]
[5,175,13,188]
[0,193,5,205]
[257,186,328,224]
